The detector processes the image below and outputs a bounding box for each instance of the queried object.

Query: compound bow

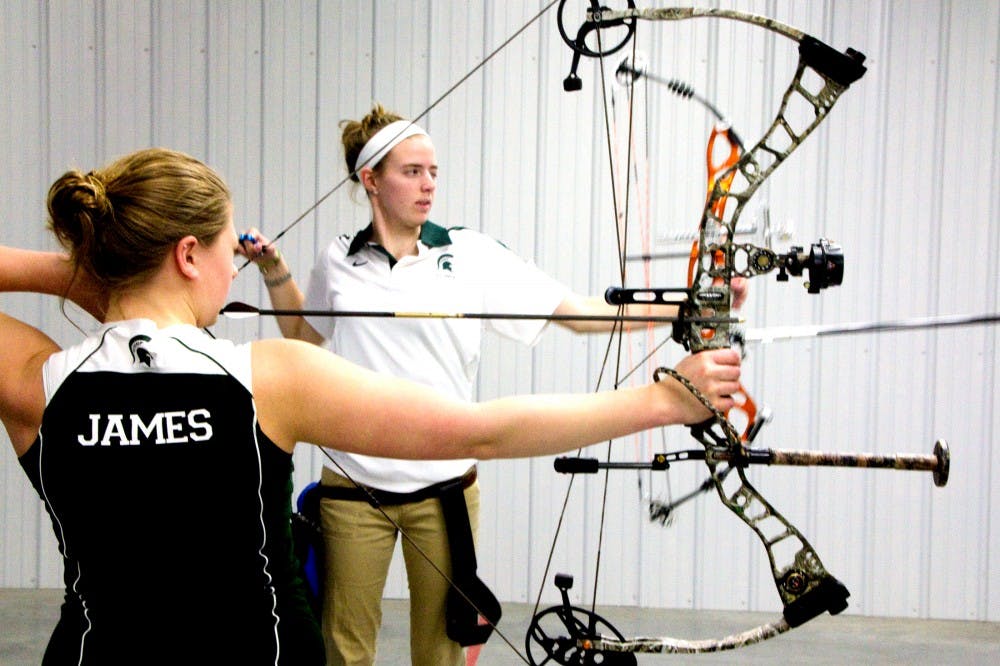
[524,3,950,663]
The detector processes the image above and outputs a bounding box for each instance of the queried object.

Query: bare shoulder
[251,337,338,378]
[0,312,61,454]
[249,338,366,451]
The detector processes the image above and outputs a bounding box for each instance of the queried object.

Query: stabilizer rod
[554,440,950,487]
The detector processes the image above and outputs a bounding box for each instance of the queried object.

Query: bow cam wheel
[556,1,637,58]
[526,603,637,665]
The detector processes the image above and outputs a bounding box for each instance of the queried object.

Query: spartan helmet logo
[437,253,454,273]
[128,335,155,367]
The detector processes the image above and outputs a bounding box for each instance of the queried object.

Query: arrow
[219,301,735,325]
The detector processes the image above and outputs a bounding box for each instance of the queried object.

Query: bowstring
[525,8,652,628]
[589,15,623,622]
[614,44,668,527]
[527,10,627,626]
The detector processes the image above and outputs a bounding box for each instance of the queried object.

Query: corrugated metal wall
[1,0,997,624]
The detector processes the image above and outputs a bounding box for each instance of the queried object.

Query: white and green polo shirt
[304,221,569,492]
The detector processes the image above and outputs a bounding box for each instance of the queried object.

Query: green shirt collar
[346,221,453,258]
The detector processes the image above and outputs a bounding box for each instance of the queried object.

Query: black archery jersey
[18,319,322,665]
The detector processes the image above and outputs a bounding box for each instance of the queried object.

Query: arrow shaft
[221,302,731,324]
[261,308,677,322]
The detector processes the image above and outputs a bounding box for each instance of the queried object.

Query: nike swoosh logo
[352,259,368,267]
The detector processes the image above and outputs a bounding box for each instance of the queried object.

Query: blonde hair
[47,147,231,291]
[340,103,405,182]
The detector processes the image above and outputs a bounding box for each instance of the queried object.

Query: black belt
[316,466,477,507]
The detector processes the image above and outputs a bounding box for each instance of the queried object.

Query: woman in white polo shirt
[240,104,746,666]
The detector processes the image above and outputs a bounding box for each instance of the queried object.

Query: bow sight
[775,239,844,293]
[733,237,845,293]
[605,237,844,351]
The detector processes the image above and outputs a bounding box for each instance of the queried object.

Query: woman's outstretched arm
[252,337,740,460]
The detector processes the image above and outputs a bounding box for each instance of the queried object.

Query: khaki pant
[319,467,480,666]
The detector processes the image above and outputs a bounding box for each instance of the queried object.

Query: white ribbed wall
[1,1,997,624]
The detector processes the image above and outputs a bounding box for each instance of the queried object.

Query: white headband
[353,120,429,174]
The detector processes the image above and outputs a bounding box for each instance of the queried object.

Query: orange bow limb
[687,123,760,443]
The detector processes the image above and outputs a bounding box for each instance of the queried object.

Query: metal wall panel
[0,0,49,590]
[0,0,996,624]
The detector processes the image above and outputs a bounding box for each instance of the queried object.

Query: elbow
[445,404,503,461]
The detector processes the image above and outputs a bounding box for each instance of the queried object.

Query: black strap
[315,467,477,507]
[439,478,502,647]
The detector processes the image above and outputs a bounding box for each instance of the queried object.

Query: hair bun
[50,170,112,221]
[47,169,112,269]
[80,171,112,217]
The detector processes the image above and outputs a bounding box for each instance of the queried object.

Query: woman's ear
[359,167,378,196]
[174,236,201,279]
